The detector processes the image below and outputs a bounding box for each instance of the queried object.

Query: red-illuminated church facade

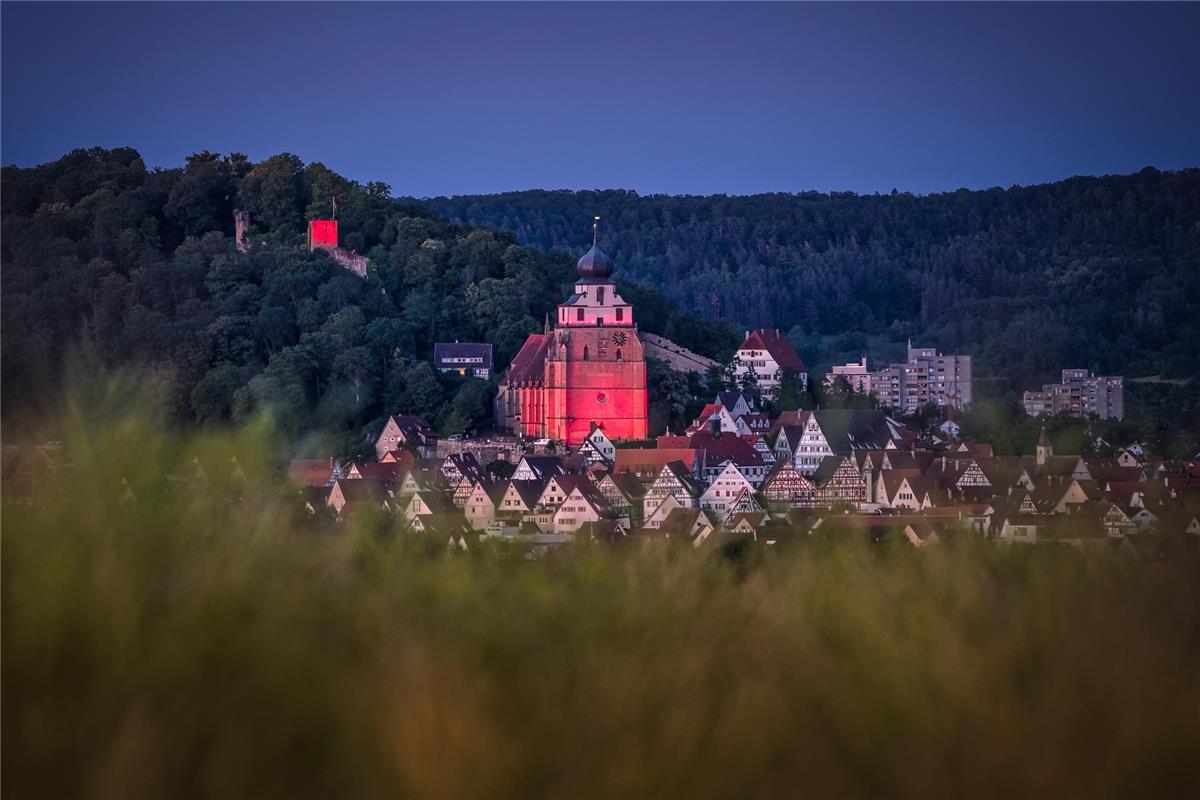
[495,233,648,446]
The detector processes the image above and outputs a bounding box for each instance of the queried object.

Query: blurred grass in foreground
[3,377,1199,799]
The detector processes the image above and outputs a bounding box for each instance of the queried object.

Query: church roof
[505,333,550,385]
[576,243,615,279]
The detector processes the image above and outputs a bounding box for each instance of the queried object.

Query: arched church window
[616,307,623,322]
[616,349,623,361]
[597,286,605,304]
[577,308,584,322]
[583,346,589,361]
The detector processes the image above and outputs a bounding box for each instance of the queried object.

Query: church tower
[543,219,648,446]
[495,219,649,446]
[1036,427,1053,466]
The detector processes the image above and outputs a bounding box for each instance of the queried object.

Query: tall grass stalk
[4,378,1198,798]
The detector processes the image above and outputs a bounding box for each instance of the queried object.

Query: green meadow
[4,383,1198,798]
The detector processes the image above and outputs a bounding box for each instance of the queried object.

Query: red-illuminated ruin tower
[496,219,649,446]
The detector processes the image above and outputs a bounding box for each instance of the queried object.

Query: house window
[583,346,589,361]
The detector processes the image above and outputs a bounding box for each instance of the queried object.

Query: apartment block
[1024,370,1124,420]
[870,345,972,414]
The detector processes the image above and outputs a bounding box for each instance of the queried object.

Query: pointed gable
[511,456,566,482]
[761,459,816,505]
[498,479,546,515]
[738,328,807,371]
[700,462,755,512]
[724,487,765,522]
[537,474,588,510]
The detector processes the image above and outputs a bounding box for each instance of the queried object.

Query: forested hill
[0,148,735,451]
[421,169,1200,388]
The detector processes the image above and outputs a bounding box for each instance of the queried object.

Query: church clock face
[613,331,628,346]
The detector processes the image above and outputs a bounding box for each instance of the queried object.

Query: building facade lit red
[495,235,648,446]
[309,219,338,250]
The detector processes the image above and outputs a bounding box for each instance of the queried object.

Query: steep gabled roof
[738,329,807,371]
[812,410,896,454]
[287,458,336,487]
[812,455,855,485]
[717,391,752,411]
[389,415,434,438]
[331,478,387,503]
[515,455,567,481]
[771,410,811,435]
[1021,454,1078,478]
[571,481,615,516]
[504,333,550,385]
[775,425,807,456]
[408,490,456,516]
[614,448,699,476]
[540,474,590,505]
[879,470,922,502]
[605,471,647,500]
[350,461,402,484]
[661,460,705,497]
[1084,461,1145,484]
[507,479,547,509]
[687,430,764,467]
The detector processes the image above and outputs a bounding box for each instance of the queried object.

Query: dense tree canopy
[0,148,735,453]
[421,170,1200,393]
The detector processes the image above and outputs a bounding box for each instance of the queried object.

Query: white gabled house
[404,490,453,522]
[553,485,620,534]
[497,480,544,518]
[536,474,586,511]
[722,487,766,524]
[761,459,815,507]
[642,461,702,521]
[699,462,755,515]
[374,415,436,459]
[644,493,685,530]
[578,425,617,465]
[464,480,505,530]
[511,456,565,482]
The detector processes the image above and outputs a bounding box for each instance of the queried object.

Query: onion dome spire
[576,215,615,279]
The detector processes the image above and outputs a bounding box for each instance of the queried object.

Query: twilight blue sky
[3,1,1198,197]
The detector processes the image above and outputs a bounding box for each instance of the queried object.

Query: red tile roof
[505,333,550,385]
[739,328,807,371]
[614,448,699,477]
[287,458,336,487]
[351,462,402,484]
